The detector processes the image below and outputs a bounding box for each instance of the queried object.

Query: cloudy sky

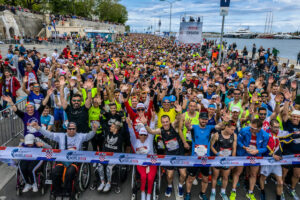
[120,0,300,33]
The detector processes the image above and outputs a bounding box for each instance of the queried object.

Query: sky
[120,0,300,33]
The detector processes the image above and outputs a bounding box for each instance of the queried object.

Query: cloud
[121,0,300,33]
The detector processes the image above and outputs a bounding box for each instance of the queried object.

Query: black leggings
[52,164,78,193]
[19,160,43,185]
[91,134,104,151]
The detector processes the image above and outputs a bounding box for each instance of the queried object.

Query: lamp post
[160,0,180,37]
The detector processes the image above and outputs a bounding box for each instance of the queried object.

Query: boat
[257,33,275,39]
[224,28,257,39]
[273,33,293,39]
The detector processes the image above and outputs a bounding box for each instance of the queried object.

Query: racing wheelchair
[16,161,52,196]
[90,164,128,194]
[131,165,161,200]
[47,162,91,200]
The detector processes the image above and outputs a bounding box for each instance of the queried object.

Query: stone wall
[0,10,125,40]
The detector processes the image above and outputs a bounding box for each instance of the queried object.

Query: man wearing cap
[184,112,225,200]
[31,121,98,195]
[2,88,53,138]
[207,103,220,126]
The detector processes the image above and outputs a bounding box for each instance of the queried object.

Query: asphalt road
[0,166,300,200]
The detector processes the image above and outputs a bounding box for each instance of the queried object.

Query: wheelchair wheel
[78,163,91,191]
[152,181,157,200]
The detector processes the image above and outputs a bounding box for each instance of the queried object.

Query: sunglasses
[33,86,40,88]
[139,134,147,137]
[234,93,240,95]
[68,128,76,131]
[259,113,267,116]
[137,108,145,112]
[72,100,81,102]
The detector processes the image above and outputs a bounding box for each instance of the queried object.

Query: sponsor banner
[0,147,300,167]
[178,21,203,44]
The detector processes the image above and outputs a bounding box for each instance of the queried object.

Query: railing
[0,97,27,146]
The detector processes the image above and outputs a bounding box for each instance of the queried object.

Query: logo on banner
[170,157,190,165]
[219,158,239,165]
[99,153,106,162]
[11,148,32,158]
[66,152,86,161]
[200,156,208,165]
[150,155,158,164]
[248,157,256,164]
[118,155,138,164]
[45,149,53,159]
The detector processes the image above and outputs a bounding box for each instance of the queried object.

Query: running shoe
[281,193,286,200]
[199,193,208,200]
[103,183,111,192]
[246,192,256,200]
[97,182,105,191]
[32,183,38,192]
[288,188,300,200]
[178,185,184,198]
[184,193,191,200]
[165,186,172,197]
[22,184,32,193]
[210,192,216,200]
[220,192,229,200]
[229,191,236,200]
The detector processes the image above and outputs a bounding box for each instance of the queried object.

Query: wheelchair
[16,161,52,196]
[91,164,128,194]
[48,162,91,200]
[131,165,161,200]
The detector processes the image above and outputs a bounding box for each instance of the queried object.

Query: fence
[0,97,27,146]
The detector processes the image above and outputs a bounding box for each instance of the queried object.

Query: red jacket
[0,76,21,97]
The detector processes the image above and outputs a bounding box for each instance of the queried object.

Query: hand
[174,102,182,113]
[48,73,53,80]
[251,93,258,103]
[222,112,231,122]
[126,117,133,128]
[23,76,28,82]
[280,78,287,85]
[36,142,44,147]
[140,116,148,125]
[247,149,259,155]
[291,81,297,90]
[2,95,13,103]
[92,122,99,132]
[30,122,40,130]
[47,87,54,96]
[69,79,76,87]
[220,84,226,93]
[243,79,249,87]
[268,76,274,84]
[59,78,65,87]
[283,89,291,100]
[274,94,282,103]
[273,154,282,161]
[183,142,190,150]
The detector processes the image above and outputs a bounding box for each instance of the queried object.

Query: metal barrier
[0,97,27,146]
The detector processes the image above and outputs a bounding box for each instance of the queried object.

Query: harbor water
[207,37,300,61]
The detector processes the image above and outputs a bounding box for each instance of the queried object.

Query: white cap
[137,103,145,109]
[212,95,218,99]
[24,134,35,145]
[291,110,300,116]
[231,106,241,112]
[192,73,197,77]
[139,127,148,136]
[71,76,77,80]
[197,94,203,100]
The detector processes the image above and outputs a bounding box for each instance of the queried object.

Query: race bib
[219,148,232,156]
[194,145,207,156]
[165,138,179,151]
[157,140,165,149]
[186,131,192,141]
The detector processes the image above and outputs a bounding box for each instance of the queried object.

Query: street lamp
[160,0,180,37]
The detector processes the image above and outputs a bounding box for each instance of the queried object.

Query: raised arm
[59,79,68,110]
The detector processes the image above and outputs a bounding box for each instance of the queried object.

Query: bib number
[194,145,207,156]
[165,138,179,151]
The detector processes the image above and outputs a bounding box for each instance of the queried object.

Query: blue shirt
[28,91,44,109]
[191,125,215,156]
[40,114,54,130]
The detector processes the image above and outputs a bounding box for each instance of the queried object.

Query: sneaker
[32,183,38,192]
[288,188,300,200]
[165,186,172,197]
[97,182,105,191]
[281,193,286,200]
[246,192,256,200]
[260,192,266,200]
[199,193,208,200]
[22,184,32,193]
[193,178,198,185]
[146,194,151,200]
[210,192,216,200]
[103,183,111,192]
[229,191,236,200]
[220,193,229,200]
[184,193,191,200]
[178,186,184,198]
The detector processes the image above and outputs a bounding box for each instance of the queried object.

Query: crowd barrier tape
[1,147,300,167]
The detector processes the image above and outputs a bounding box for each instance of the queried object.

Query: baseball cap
[71,76,77,80]
[174,72,179,76]
[192,73,197,77]
[211,95,218,99]
[24,134,35,145]
[87,74,93,79]
[137,103,145,109]
[291,110,300,116]
[197,94,203,100]
[139,127,148,136]
[231,106,240,112]
[163,96,170,102]
[169,95,176,102]
[208,104,216,109]
[199,112,209,119]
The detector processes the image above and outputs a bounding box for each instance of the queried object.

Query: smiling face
[71,96,82,109]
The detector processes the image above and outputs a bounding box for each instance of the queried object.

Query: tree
[95,0,128,24]
[125,25,130,32]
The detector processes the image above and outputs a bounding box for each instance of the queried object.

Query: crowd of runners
[0,34,299,200]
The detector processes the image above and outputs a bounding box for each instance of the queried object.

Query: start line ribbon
[1,147,300,167]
